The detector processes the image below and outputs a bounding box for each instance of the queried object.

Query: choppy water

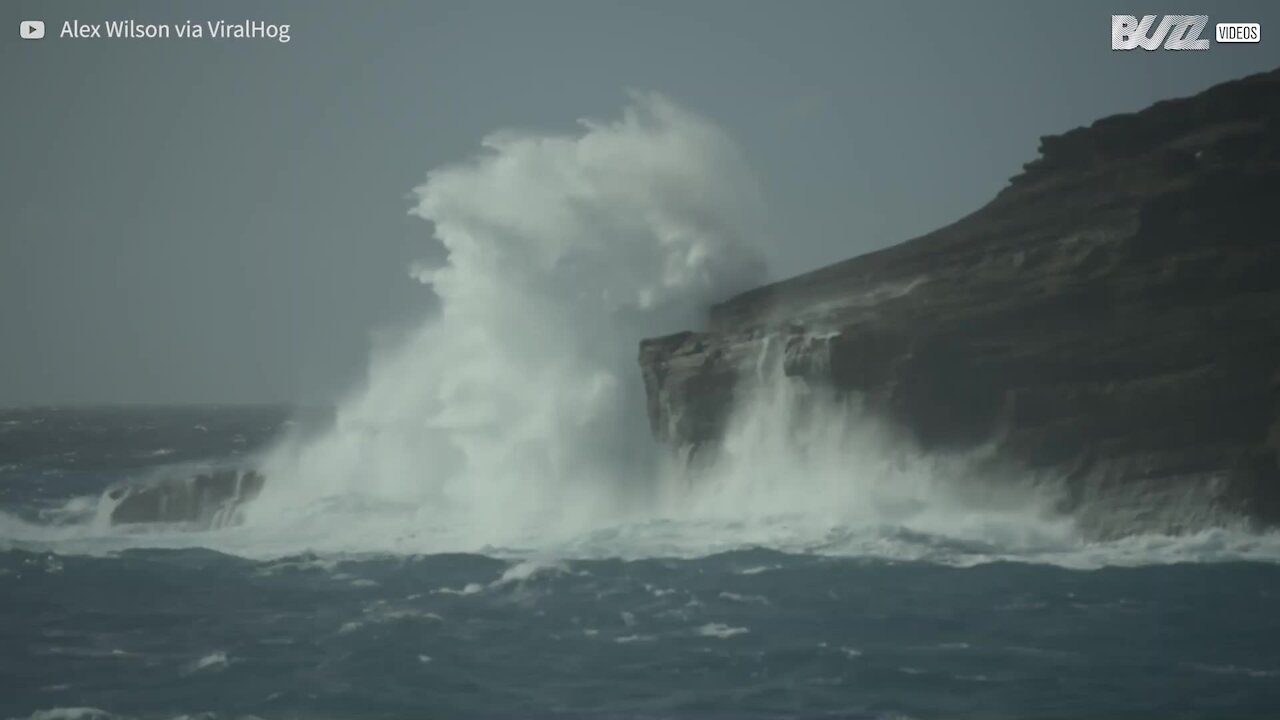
[3,407,1280,720]
[6,96,1280,720]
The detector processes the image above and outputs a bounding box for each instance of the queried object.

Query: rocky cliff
[639,68,1280,536]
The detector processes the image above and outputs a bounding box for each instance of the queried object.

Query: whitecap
[696,623,749,639]
[187,651,229,673]
[614,634,656,644]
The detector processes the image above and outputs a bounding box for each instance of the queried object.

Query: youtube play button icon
[20,20,45,39]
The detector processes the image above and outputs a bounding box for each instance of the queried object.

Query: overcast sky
[2,0,1276,406]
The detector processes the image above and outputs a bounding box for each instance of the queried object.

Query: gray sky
[2,0,1276,406]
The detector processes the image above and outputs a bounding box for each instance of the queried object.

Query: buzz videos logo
[1112,15,1261,50]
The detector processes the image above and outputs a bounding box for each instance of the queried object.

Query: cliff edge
[639,68,1280,536]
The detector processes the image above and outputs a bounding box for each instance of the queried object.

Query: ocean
[2,406,1280,720]
[6,95,1280,720]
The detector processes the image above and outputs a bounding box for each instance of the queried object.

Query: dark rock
[106,468,265,526]
[638,67,1280,535]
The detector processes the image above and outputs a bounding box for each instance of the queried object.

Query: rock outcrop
[106,468,265,527]
[639,68,1280,536]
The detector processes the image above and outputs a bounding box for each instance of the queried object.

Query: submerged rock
[639,68,1280,536]
[106,468,265,526]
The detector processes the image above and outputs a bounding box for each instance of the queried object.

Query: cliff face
[639,68,1280,536]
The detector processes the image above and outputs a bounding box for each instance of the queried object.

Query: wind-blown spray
[243,96,1131,562]
[253,94,767,549]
